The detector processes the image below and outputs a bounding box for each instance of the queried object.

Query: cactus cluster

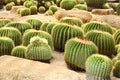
[113,29,120,44]
[64,37,98,70]
[52,23,83,51]
[85,30,115,57]
[0,19,11,27]
[5,3,13,10]
[25,36,52,62]
[0,37,15,56]
[26,19,42,30]
[86,54,112,80]
[45,9,53,15]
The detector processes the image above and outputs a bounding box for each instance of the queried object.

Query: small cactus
[26,19,42,30]
[40,22,50,31]
[113,29,120,44]
[0,19,11,27]
[5,3,13,11]
[23,1,37,8]
[38,6,46,13]
[86,54,112,80]
[30,6,37,15]
[11,46,27,58]
[49,5,58,13]
[0,37,15,56]
[45,9,53,16]
[73,4,87,10]
[25,36,52,62]
[20,8,31,16]
[64,37,98,70]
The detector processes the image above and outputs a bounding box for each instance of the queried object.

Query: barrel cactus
[5,22,32,35]
[30,6,37,15]
[52,23,83,51]
[60,0,77,10]
[82,21,113,34]
[25,36,52,62]
[59,17,83,27]
[20,8,31,16]
[116,3,120,15]
[0,27,22,46]
[49,5,58,14]
[46,22,57,34]
[0,37,15,56]
[85,30,115,57]
[45,9,53,16]
[64,37,98,70]
[22,29,53,49]
[40,22,50,31]
[38,6,46,13]
[4,0,17,4]
[26,19,42,30]
[5,3,13,11]
[86,54,112,80]
[113,29,120,44]
[0,19,11,27]
[73,4,87,10]
[113,60,120,78]
[85,0,107,8]
[11,46,27,58]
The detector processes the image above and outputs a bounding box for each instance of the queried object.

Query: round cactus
[22,29,53,49]
[52,23,83,51]
[11,46,27,58]
[10,2,15,6]
[23,1,37,8]
[85,0,107,8]
[73,4,87,10]
[85,30,115,57]
[4,0,17,4]
[26,19,42,30]
[64,37,98,70]
[0,19,11,27]
[46,22,57,34]
[44,1,52,9]
[113,60,120,78]
[5,22,32,35]
[49,5,58,13]
[25,36,52,62]
[86,54,112,80]
[113,29,120,44]
[60,0,77,10]
[0,37,15,56]
[82,21,113,34]
[116,3,120,15]
[40,22,50,31]
[5,3,13,11]
[59,17,83,27]
[0,27,22,46]
[102,3,111,9]
[45,9,53,16]
[30,6,37,15]
[20,8,31,16]
[38,6,46,13]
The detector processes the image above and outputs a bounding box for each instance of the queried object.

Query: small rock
[92,9,114,15]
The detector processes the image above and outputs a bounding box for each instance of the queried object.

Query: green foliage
[86,54,112,80]
[59,17,83,27]
[20,8,31,16]
[73,4,87,10]
[25,36,52,62]
[85,30,115,57]
[45,9,53,15]
[26,19,42,30]
[0,37,15,56]
[82,21,113,34]
[0,27,22,46]
[30,6,37,15]
[64,37,98,70]
[60,0,77,10]
[0,19,11,27]
[49,5,58,13]
[5,22,32,35]
[113,60,120,78]
[113,29,120,44]
[39,6,46,13]
[22,29,53,49]
[11,46,27,58]
[116,3,120,15]
[5,3,13,11]
[52,23,83,51]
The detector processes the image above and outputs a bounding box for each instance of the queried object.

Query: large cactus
[85,30,115,57]
[0,27,22,46]
[22,29,53,49]
[113,60,120,78]
[11,46,27,58]
[64,37,98,70]
[26,19,42,30]
[86,54,112,80]
[0,37,15,56]
[5,22,32,35]
[82,21,113,34]
[0,19,11,27]
[25,36,52,62]
[59,17,83,27]
[113,29,120,44]
[52,23,83,51]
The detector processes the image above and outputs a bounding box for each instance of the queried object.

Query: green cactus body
[10,2,15,6]
[39,6,46,13]
[45,9,53,16]
[113,29,120,44]
[85,30,115,57]
[0,19,11,27]
[52,23,83,51]
[102,3,111,9]
[30,6,38,15]
[4,0,17,4]
[60,0,77,10]
[113,60,120,78]
[46,22,57,34]
[0,37,15,56]
[49,5,58,13]
[5,22,32,35]
[82,21,113,34]
[23,29,53,49]
[25,37,52,62]
[40,22,50,31]
[86,54,112,80]
[44,1,52,9]
[64,37,98,70]
[26,19,42,30]
[20,8,31,16]
[59,17,83,27]
[116,3,120,15]
[0,27,22,46]
[5,3,13,11]
[73,4,87,10]
[115,44,120,53]
[11,46,27,58]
